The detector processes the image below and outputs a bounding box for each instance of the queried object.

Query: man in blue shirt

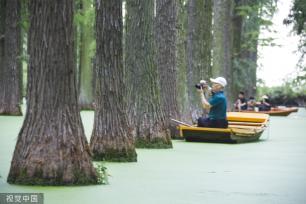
[197,77,228,128]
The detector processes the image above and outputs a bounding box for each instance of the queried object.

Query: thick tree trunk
[78,0,95,110]
[176,0,189,122]
[125,0,172,148]
[0,0,5,99]
[232,0,260,98]
[7,0,98,185]
[186,0,213,122]
[247,44,258,97]
[90,0,137,161]
[243,2,260,97]
[156,0,180,137]
[232,0,244,98]
[0,0,22,116]
[212,0,234,108]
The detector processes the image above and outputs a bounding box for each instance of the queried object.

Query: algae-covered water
[1,109,306,204]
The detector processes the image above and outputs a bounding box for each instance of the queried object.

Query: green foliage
[92,148,137,162]
[233,58,256,91]
[135,137,173,149]
[94,163,109,185]
[284,0,306,86]
[234,0,278,55]
[20,0,29,63]
[7,167,99,186]
[232,0,278,98]
[257,80,306,106]
[235,5,253,17]
[284,0,306,35]
[74,0,96,56]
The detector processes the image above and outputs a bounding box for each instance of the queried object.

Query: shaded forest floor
[1,108,306,204]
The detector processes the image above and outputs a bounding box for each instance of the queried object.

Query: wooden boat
[289,107,299,112]
[178,112,269,143]
[241,107,298,116]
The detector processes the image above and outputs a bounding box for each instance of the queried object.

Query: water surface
[1,109,306,204]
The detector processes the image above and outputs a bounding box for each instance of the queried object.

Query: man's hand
[199,89,211,110]
[197,87,204,93]
[202,84,209,89]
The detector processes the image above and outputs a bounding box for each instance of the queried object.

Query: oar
[170,118,193,127]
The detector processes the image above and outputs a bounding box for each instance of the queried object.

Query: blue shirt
[208,91,227,120]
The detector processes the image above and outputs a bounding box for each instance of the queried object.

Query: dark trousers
[258,105,271,111]
[197,117,228,128]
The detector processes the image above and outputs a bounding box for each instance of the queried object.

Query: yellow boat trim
[227,112,269,123]
[178,124,266,137]
[178,125,232,133]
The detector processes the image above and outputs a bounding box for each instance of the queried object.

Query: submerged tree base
[7,168,99,186]
[79,103,95,111]
[135,137,173,149]
[0,106,22,116]
[92,148,137,162]
[170,126,183,139]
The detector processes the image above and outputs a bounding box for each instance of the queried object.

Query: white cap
[262,95,269,99]
[199,80,206,84]
[210,77,227,87]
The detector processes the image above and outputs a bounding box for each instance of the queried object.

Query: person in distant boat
[247,96,257,111]
[258,95,271,111]
[234,91,248,111]
[196,77,228,128]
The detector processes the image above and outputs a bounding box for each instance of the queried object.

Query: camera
[195,84,204,89]
[195,80,207,89]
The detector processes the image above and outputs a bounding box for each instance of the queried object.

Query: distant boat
[178,112,269,143]
[241,107,298,116]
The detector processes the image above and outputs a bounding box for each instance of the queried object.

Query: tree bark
[232,0,260,98]
[176,0,189,121]
[0,0,22,116]
[156,0,180,137]
[20,0,29,101]
[186,0,213,122]
[212,0,234,108]
[7,0,98,185]
[243,1,260,97]
[78,0,95,110]
[90,0,137,161]
[232,0,244,98]
[0,0,5,100]
[125,0,172,148]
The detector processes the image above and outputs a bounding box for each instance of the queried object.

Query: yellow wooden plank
[227,112,269,123]
[178,125,232,133]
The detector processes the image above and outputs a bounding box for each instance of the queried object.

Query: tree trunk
[212,0,234,108]
[7,0,98,185]
[20,0,29,101]
[78,0,95,110]
[90,0,137,161]
[0,0,5,101]
[232,0,244,98]
[243,2,260,97]
[125,0,172,148]
[0,0,22,116]
[232,0,260,98]
[186,0,213,122]
[156,0,180,137]
[176,0,189,122]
